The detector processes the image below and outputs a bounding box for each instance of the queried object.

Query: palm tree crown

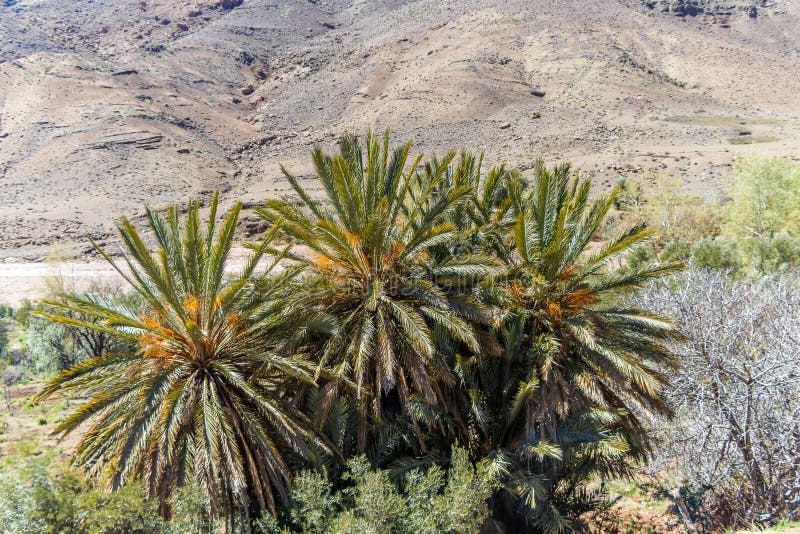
[36,194,322,519]
[503,161,681,424]
[257,131,493,450]
[451,162,683,531]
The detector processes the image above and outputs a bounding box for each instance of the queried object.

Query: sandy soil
[0,247,261,305]
[0,260,122,305]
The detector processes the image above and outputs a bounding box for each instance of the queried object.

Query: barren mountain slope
[1,0,799,259]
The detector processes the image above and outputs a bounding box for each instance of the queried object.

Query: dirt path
[0,260,121,305]
[0,247,259,305]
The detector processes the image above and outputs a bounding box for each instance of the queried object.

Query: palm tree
[256,131,494,451]
[503,161,681,426]
[35,194,323,525]
[454,162,683,531]
[415,151,521,263]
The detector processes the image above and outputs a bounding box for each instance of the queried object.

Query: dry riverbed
[0,247,260,305]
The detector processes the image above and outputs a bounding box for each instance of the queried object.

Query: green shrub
[13,300,33,328]
[78,484,162,534]
[661,240,692,263]
[741,234,800,274]
[613,177,643,211]
[277,447,497,534]
[168,484,219,533]
[25,316,70,374]
[690,234,800,275]
[0,448,495,534]
[691,238,741,271]
[0,457,163,534]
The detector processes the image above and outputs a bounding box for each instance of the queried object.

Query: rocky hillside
[1,0,799,259]
[639,0,762,18]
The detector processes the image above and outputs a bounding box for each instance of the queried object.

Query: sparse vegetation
[611,155,800,276]
[726,135,780,145]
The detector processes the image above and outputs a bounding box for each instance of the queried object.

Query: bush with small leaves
[660,240,692,263]
[740,233,800,274]
[0,456,163,534]
[167,484,219,533]
[274,447,497,534]
[690,237,740,272]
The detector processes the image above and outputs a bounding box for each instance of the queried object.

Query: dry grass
[0,384,78,462]
[727,135,780,145]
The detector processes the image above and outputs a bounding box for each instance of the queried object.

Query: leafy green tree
[723,156,800,239]
[688,156,800,275]
[257,131,492,451]
[35,193,325,523]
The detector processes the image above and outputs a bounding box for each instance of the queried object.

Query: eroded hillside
[1,0,799,259]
